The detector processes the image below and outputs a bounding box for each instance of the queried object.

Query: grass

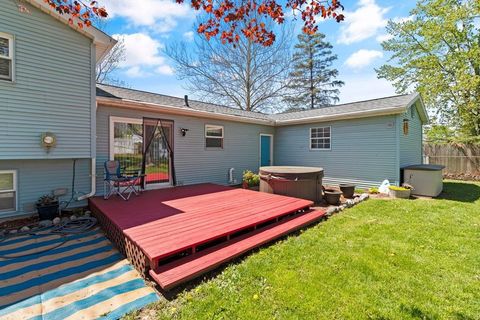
[125,181,480,320]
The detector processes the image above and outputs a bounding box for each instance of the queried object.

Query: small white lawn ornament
[378,179,391,194]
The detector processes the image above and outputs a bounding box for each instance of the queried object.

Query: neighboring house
[0,0,115,219]
[0,2,428,220]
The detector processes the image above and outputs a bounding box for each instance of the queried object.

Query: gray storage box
[403,164,445,197]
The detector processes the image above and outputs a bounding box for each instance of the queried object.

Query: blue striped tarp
[0,228,159,319]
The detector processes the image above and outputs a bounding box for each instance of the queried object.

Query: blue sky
[100,0,417,104]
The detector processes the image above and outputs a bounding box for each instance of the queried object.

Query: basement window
[0,170,17,213]
[0,33,14,81]
[205,125,224,149]
[310,127,331,150]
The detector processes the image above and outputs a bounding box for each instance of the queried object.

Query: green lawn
[126,181,480,320]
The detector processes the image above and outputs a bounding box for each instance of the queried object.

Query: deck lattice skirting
[90,202,150,275]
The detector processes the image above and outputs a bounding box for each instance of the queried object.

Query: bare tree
[165,18,292,113]
[95,37,127,86]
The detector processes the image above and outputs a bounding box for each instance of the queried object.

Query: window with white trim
[310,127,331,150]
[0,170,17,213]
[205,125,224,149]
[0,33,14,81]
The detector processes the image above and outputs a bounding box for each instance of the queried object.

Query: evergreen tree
[284,33,344,110]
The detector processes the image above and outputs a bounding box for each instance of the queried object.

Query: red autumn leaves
[45,0,344,47]
[185,0,344,46]
[43,0,107,29]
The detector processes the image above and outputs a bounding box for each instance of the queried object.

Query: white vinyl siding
[310,127,331,150]
[0,170,17,213]
[205,125,224,149]
[0,33,13,81]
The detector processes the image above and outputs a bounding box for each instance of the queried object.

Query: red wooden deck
[89,183,325,289]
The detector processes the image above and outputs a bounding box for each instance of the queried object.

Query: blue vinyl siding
[399,103,423,167]
[0,159,90,219]
[95,105,274,193]
[274,116,399,188]
[0,0,94,159]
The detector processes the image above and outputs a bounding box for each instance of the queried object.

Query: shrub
[368,187,379,194]
[243,170,260,187]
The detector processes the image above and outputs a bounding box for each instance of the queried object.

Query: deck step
[149,209,326,290]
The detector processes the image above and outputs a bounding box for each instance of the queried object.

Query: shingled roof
[271,93,427,125]
[96,84,426,125]
[96,84,272,122]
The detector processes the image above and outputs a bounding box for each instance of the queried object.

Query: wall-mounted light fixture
[41,132,56,151]
[180,128,189,137]
[403,119,409,135]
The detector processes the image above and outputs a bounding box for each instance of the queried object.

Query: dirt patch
[0,216,38,230]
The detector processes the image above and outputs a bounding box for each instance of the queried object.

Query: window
[0,33,13,81]
[310,127,331,150]
[0,170,17,213]
[205,125,224,149]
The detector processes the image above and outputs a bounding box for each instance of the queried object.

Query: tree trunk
[245,39,252,111]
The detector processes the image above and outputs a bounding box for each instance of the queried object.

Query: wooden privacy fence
[423,144,480,175]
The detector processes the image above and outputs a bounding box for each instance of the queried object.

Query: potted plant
[36,194,60,220]
[242,170,260,191]
[388,184,413,199]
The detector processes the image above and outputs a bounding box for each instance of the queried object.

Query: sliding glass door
[110,117,173,188]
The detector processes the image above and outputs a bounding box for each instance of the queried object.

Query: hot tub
[259,166,324,202]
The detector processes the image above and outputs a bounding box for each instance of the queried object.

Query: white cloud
[376,34,393,42]
[345,49,383,69]
[113,33,173,78]
[103,0,192,33]
[339,74,396,103]
[392,16,414,24]
[156,65,174,75]
[125,66,148,78]
[338,0,390,45]
[183,31,194,42]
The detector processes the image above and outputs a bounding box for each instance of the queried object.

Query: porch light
[41,132,56,150]
[180,128,189,137]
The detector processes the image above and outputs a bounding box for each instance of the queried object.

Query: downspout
[78,42,97,201]
[78,157,96,201]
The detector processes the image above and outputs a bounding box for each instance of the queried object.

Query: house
[0,0,116,219]
[0,1,428,220]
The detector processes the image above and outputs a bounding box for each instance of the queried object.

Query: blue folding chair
[104,160,141,200]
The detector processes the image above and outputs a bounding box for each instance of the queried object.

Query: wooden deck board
[149,209,326,290]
